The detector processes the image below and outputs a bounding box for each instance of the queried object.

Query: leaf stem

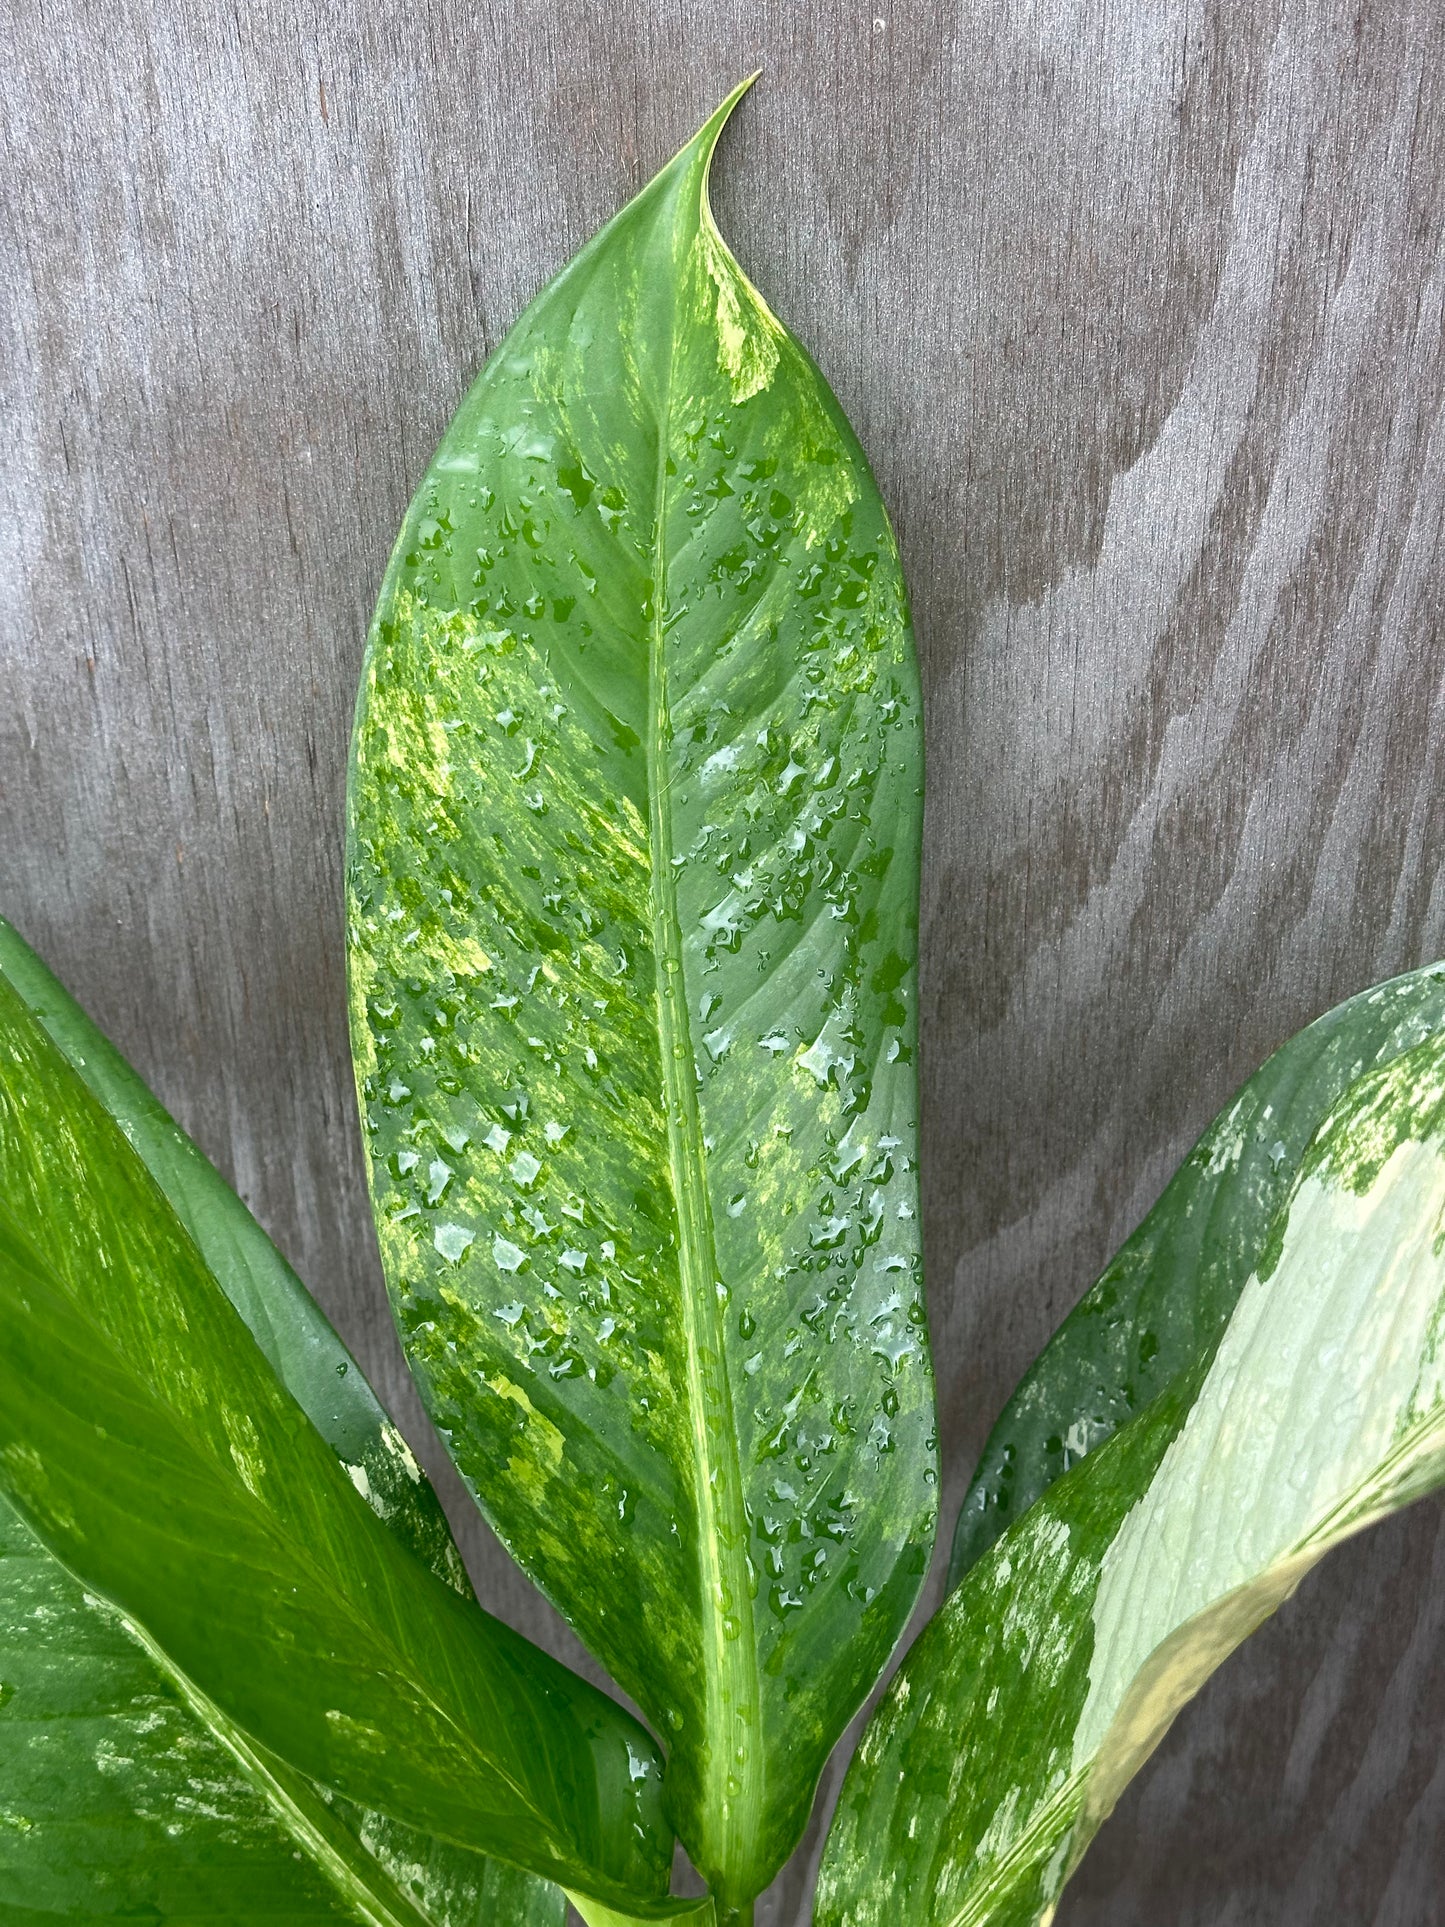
[713,1899,754,1927]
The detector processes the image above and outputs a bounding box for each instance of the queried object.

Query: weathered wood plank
[1,0,1441,1919]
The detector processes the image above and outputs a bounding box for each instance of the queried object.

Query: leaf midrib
[645,257,763,1898]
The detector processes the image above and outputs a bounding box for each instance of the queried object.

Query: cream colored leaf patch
[819,1023,1445,1927]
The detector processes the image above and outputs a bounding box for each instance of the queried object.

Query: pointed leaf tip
[348,76,933,1907]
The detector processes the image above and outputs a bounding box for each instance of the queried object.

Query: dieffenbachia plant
[0,79,1442,1927]
[817,966,1445,1927]
[343,73,931,1927]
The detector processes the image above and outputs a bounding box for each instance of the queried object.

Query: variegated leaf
[819,1004,1445,1927]
[0,919,567,1926]
[953,962,1445,1580]
[0,954,672,1911]
[346,79,935,1909]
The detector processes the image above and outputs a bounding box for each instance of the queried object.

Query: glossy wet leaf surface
[347,81,935,1902]
[0,922,568,1926]
[819,983,1445,1927]
[952,963,1445,1584]
[0,966,671,1909]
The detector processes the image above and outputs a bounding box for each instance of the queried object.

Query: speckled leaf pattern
[0,1487,391,1926]
[819,991,1445,1927]
[346,81,935,1906]
[0,917,469,1597]
[0,972,673,1909]
[0,922,567,1927]
[952,963,1445,1583]
[0,1491,564,1927]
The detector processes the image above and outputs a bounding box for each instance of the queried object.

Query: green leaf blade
[0,916,469,1597]
[819,1008,1445,1927]
[0,972,671,1907]
[347,83,935,1902]
[0,921,571,1925]
[952,962,1445,1583]
[0,1486,568,1927]
[0,1488,369,1926]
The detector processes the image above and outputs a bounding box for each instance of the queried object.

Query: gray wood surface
[2,0,1443,1918]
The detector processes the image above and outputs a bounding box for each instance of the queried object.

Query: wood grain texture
[1,0,1441,1920]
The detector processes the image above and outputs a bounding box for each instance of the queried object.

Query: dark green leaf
[0,1485,394,1925]
[346,80,935,1905]
[952,962,1445,1583]
[820,1003,1445,1927]
[0,920,567,1925]
[0,970,671,1908]
[0,1488,566,1927]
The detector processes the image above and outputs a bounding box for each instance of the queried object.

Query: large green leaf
[0,921,565,1926]
[346,79,935,1907]
[0,970,672,1909]
[952,962,1445,1582]
[818,1006,1445,1927]
[0,917,468,1595]
[0,1487,562,1927]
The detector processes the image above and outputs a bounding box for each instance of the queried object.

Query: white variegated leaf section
[819,1029,1445,1927]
